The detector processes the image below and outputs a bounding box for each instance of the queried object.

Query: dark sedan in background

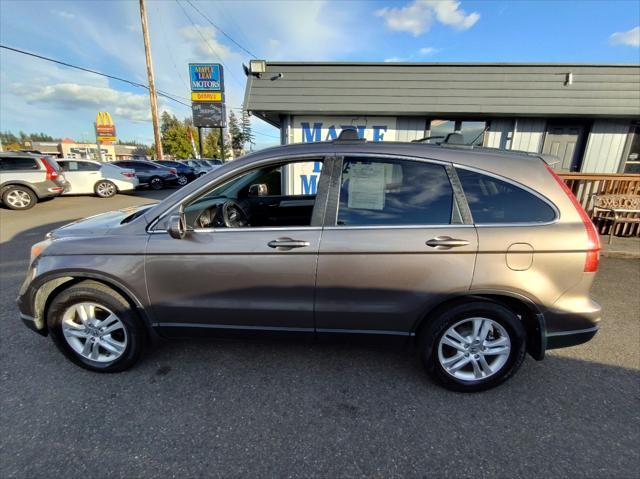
[112,160,179,190]
[155,160,196,186]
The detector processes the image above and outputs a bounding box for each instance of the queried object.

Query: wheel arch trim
[412,290,547,360]
[29,270,155,336]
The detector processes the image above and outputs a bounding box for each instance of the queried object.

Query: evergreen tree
[241,107,254,152]
[228,111,243,157]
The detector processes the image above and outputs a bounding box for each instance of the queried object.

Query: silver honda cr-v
[17,135,601,392]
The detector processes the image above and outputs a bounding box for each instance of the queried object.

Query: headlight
[30,240,51,264]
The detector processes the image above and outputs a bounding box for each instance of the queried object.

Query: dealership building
[244,62,640,175]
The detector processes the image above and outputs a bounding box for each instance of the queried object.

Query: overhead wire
[184,0,258,59]
[0,44,192,108]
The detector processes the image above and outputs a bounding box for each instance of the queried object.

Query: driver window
[175,159,324,230]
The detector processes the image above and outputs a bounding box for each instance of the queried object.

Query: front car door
[145,155,330,337]
[58,160,97,194]
[314,155,478,341]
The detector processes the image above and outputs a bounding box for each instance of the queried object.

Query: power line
[174,0,244,87]
[184,0,257,59]
[0,44,191,108]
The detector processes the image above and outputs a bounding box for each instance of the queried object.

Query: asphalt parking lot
[1,193,639,478]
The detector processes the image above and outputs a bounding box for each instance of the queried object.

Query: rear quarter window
[457,168,556,224]
[0,157,40,171]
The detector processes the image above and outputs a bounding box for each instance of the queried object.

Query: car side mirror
[248,183,268,197]
[168,212,187,239]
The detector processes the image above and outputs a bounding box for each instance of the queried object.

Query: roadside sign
[192,102,226,128]
[191,91,223,102]
[189,63,223,92]
[95,111,117,143]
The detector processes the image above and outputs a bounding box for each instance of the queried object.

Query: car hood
[48,204,155,239]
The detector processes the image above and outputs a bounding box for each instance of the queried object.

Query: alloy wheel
[177,174,188,186]
[6,189,32,208]
[437,317,511,382]
[61,302,128,363]
[96,181,116,197]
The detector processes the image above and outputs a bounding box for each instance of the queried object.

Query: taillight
[122,172,136,178]
[170,168,177,175]
[41,157,58,180]
[544,163,600,272]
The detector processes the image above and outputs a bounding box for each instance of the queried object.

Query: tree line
[158,109,254,160]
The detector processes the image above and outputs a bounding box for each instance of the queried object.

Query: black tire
[47,280,145,372]
[94,180,117,198]
[149,176,164,190]
[1,185,37,210]
[419,301,527,392]
[177,174,188,186]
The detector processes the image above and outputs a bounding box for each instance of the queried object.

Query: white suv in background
[57,159,138,198]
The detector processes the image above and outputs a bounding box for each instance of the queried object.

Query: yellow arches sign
[95,111,117,143]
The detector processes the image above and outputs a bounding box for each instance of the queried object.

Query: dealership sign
[189,63,223,92]
[95,111,116,143]
[192,102,226,128]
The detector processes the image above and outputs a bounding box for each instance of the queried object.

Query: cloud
[52,10,75,19]
[610,26,640,47]
[375,0,479,36]
[384,56,409,62]
[11,83,159,122]
[419,47,438,56]
[179,25,232,60]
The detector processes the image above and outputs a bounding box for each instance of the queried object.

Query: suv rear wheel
[47,281,145,372]
[1,185,37,210]
[420,301,526,392]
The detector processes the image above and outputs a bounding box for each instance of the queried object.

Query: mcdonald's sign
[95,111,117,142]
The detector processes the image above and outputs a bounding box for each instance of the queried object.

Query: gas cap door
[506,243,534,271]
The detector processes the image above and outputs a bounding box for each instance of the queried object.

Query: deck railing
[558,173,640,237]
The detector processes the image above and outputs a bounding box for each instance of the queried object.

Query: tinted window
[337,158,454,226]
[0,157,39,171]
[457,168,556,223]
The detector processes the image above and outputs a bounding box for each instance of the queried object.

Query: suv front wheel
[420,301,527,392]
[47,280,145,372]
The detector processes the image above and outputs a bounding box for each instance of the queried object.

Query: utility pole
[139,0,163,160]
[93,123,103,162]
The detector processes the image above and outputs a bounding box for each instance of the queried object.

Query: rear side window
[0,157,39,171]
[457,168,556,223]
[337,158,454,226]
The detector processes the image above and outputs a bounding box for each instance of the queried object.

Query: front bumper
[20,313,47,336]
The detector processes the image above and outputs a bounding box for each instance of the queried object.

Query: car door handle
[268,237,310,250]
[426,236,470,249]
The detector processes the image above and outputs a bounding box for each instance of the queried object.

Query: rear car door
[145,156,330,337]
[314,155,478,340]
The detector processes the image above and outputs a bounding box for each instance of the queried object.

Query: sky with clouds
[1,0,638,150]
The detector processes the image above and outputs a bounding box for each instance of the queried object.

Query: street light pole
[139,0,163,160]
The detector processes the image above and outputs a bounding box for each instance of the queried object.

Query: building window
[427,120,487,145]
[623,125,640,174]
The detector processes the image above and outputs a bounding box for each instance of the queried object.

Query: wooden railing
[558,173,640,237]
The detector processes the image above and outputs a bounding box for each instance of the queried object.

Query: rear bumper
[546,326,598,350]
[543,301,601,351]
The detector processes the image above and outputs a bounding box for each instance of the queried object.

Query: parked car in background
[57,159,138,198]
[155,160,196,186]
[202,158,223,168]
[0,152,66,210]
[18,133,602,392]
[180,159,210,177]
[112,160,179,190]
